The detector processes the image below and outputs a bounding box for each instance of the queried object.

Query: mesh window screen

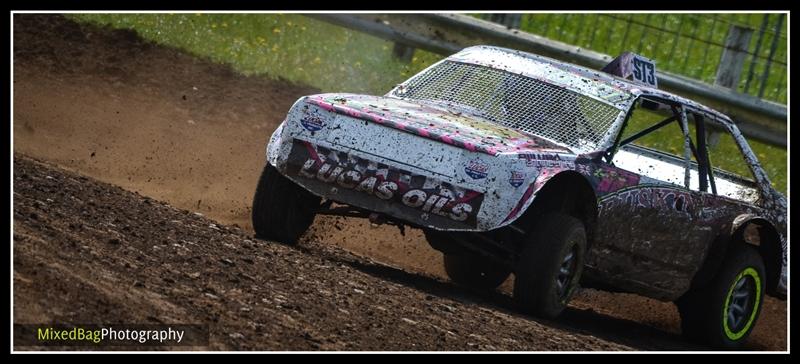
[393,61,621,152]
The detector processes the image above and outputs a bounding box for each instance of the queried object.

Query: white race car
[253,46,787,349]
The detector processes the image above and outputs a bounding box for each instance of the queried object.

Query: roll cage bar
[605,95,718,194]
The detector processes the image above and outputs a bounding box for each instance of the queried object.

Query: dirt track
[12,14,787,351]
[15,154,640,350]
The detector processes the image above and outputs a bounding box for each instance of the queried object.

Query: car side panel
[580,161,770,300]
[508,156,709,300]
[588,182,713,300]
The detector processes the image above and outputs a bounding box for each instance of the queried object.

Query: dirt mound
[13,14,786,350]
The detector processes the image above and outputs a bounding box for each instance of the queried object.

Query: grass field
[70,13,441,95]
[513,13,787,104]
[68,13,786,194]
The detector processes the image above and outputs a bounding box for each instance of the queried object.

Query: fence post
[487,13,522,29]
[715,25,754,90]
[709,24,754,146]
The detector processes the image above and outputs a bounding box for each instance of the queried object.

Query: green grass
[69,13,442,95]
[511,13,787,104]
[67,13,786,194]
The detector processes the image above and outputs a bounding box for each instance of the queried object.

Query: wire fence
[475,13,787,104]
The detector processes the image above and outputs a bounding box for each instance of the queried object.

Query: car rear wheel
[443,253,511,291]
[252,163,320,245]
[513,213,586,319]
[424,230,511,290]
[676,245,765,349]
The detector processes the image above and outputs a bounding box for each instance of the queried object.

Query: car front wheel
[252,163,320,245]
[513,213,586,319]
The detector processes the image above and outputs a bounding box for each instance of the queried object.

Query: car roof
[448,45,734,125]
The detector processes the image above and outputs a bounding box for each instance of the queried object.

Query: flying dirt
[12,14,786,350]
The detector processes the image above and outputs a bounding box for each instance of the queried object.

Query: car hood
[304,93,572,156]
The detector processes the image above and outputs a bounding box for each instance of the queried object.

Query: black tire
[252,163,320,245]
[424,229,467,255]
[443,254,511,291]
[513,213,586,319]
[676,245,766,349]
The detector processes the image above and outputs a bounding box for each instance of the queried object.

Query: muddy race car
[252,46,787,348]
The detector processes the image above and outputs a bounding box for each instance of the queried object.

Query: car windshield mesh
[391,61,622,151]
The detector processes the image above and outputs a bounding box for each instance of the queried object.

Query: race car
[252,45,787,349]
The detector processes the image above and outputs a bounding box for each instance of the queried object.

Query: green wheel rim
[722,267,761,341]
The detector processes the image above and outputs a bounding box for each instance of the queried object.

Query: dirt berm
[12,14,786,350]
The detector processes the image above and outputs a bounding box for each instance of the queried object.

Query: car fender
[500,166,568,226]
[501,167,597,231]
[731,214,784,296]
[730,213,775,245]
[688,213,784,297]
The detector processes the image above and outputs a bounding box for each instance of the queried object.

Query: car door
[587,98,711,299]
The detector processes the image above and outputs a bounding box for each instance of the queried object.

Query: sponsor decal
[517,153,565,167]
[599,187,693,216]
[300,115,325,132]
[286,141,484,226]
[464,158,489,180]
[509,170,525,188]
